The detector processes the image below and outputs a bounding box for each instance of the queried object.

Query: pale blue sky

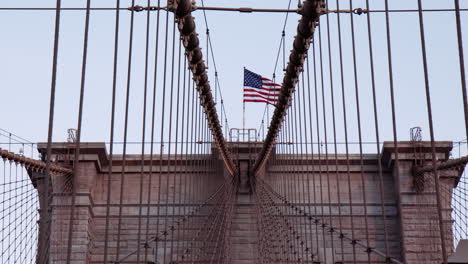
[1,0,468,155]
[0,0,467,256]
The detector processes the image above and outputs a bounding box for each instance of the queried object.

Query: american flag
[243,68,281,106]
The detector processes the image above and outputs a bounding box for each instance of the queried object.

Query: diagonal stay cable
[171,0,236,175]
[253,0,322,174]
[258,178,404,264]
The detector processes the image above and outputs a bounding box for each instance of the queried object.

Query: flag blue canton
[244,69,263,89]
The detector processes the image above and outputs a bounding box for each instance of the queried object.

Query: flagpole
[243,67,246,131]
[243,101,246,130]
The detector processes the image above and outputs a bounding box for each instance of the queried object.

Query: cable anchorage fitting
[128,5,145,12]
[128,5,168,12]
[321,7,368,15]
[353,8,366,15]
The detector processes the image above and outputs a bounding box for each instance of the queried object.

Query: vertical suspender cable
[348,1,371,262]
[318,19,336,263]
[306,56,320,261]
[177,56,188,264]
[144,1,161,262]
[312,40,327,263]
[454,0,468,141]
[155,7,170,260]
[253,0,321,173]
[284,111,291,262]
[296,79,306,262]
[188,81,195,263]
[172,37,183,262]
[325,3,345,261]
[172,38,183,263]
[301,69,316,261]
[289,101,299,261]
[115,0,136,259]
[42,0,62,263]
[103,0,120,262]
[136,0,152,261]
[335,0,357,261]
[383,0,404,261]
[163,15,177,262]
[365,0,390,258]
[416,1,448,262]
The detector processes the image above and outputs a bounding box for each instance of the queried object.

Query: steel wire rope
[41,0,62,262]
[382,0,404,260]
[0,185,35,203]
[364,0,391,259]
[454,0,468,149]
[291,89,304,261]
[65,0,91,261]
[284,109,295,262]
[305,55,321,261]
[208,134,226,263]
[143,1,161,262]
[182,151,225,259]
[312,39,328,263]
[180,67,192,262]
[348,0,372,262]
[293,84,310,262]
[324,2,346,261]
[194,89,202,262]
[257,0,293,139]
[2,204,39,262]
[286,102,299,261]
[154,5,171,261]
[297,74,311,262]
[257,176,311,260]
[175,178,236,262]
[14,171,38,264]
[188,78,196,264]
[0,183,35,196]
[318,19,337,263]
[279,125,291,263]
[2,139,451,146]
[115,178,234,263]
[282,100,291,261]
[335,0,357,261]
[37,172,74,264]
[136,0,152,261]
[300,67,318,262]
[252,173,284,261]
[290,90,300,262]
[162,13,178,262]
[12,164,18,264]
[199,156,228,261]
[270,143,285,262]
[296,87,309,262]
[198,0,231,135]
[256,171,281,262]
[115,0,137,259]
[174,42,188,264]
[201,100,209,260]
[202,108,209,261]
[3,6,468,13]
[189,80,198,264]
[259,177,404,263]
[417,0,449,261]
[270,131,281,261]
[0,129,34,146]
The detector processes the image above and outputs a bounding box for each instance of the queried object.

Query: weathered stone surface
[34,141,461,263]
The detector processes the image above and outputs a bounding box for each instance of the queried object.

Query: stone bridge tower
[30,141,462,263]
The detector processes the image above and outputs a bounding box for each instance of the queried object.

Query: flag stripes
[243,68,281,105]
